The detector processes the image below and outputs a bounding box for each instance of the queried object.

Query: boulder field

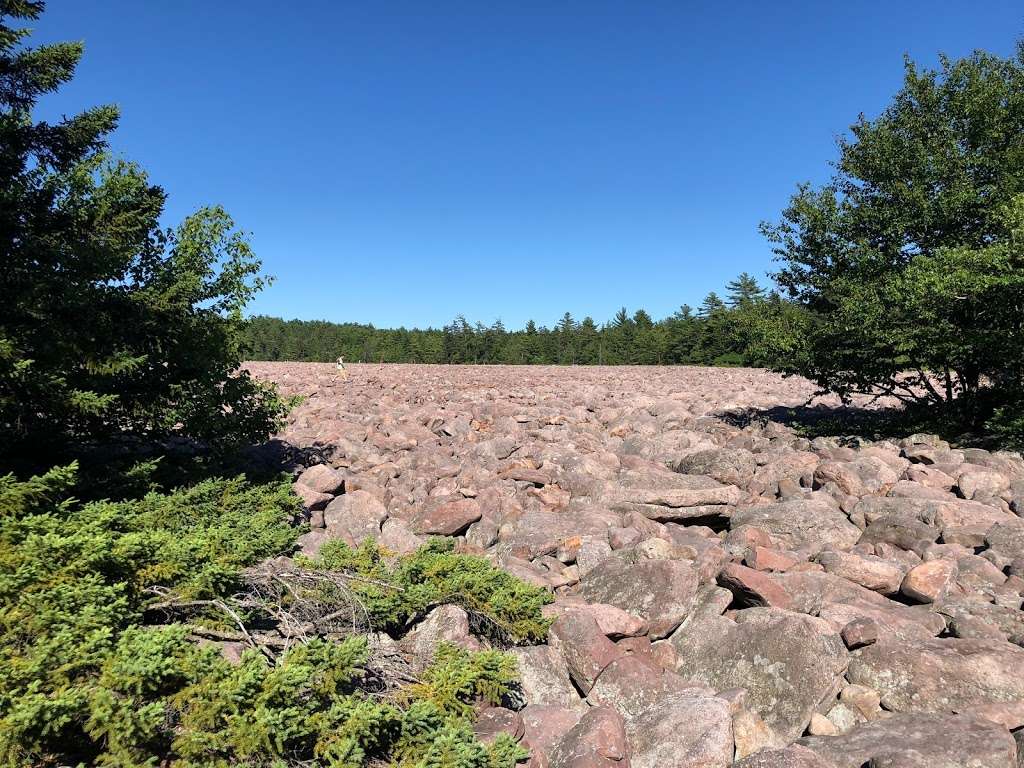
[247,362,1024,768]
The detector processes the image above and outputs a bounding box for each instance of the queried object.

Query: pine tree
[725,272,767,307]
[0,1,288,465]
[554,312,577,364]
[632,308,654,329]
[698,292,726,317]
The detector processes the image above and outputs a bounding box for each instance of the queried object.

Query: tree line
[244,273,787,366]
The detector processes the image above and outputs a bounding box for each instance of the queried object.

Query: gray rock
[627,694,733,768]
[510,645,583,709]
[848,636,1024,713]
[671,607,848,740]
[798,712,1016,768]
[295,463,346,495]
[401,604,480,665]
[672,447,757,487]
[735,744,837,768]
[580,556,700,638]
[323,489,387,544]
[587,655,711,721]
[730,500,861,556]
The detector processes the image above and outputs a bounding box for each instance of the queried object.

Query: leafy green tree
[0,2,289,465]
[760,43,1024,420]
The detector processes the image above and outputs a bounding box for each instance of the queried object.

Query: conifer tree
[0,1,288,465]
[725,272,767,307]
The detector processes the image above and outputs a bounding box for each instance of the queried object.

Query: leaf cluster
[754,42,1024,439]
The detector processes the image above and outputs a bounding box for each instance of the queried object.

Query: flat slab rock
[847,636,1024,713]
[797,712,1017,768]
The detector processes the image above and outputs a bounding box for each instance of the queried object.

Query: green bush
[0,466,540,767]
[309,538,553,644]
[986,391,1024,450]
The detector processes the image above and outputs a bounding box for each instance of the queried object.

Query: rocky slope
[247,362,1024,768]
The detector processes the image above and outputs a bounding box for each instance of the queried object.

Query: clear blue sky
[31,1,1024,329]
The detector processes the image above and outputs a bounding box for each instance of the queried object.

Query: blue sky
[31,1,1024,329]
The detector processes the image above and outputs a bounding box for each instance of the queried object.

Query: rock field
[247,362,1024,768]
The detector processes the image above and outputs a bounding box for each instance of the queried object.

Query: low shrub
[0,466,541,767]
[308,538,553,645]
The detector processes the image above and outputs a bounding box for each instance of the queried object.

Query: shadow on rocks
[715,403,992,449]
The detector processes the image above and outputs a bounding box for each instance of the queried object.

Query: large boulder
[814,456,900,496]
[580,556,700,638]
[671,607,849,741]
[602,479,742,523]
[295,463,346,495]
[735,745,836,768]
[587,656,711,721]
[521,705,584,768]
[816,550,904,594]
[847,636,1024,713]
[855,496,1014,539]
[500,508,610,560]
[767,571,946,641]
[549,601,648,639]
[730,500,861,556]
[323,489,387,544]
[672,448,757,487]
[548,613,625,694]
[401,604,480,663]
[510,645,583,709]
[986,519,1024,561]
[548,707,630,768]
[626,693,733,768]
[410,497,482,535]
[797,712,1017,768]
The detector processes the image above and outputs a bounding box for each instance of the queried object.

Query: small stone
[900,559,957,603]
[807,713,837,736]
[296,463,346,495]
[840,683,882,720]
[841,617,879,649]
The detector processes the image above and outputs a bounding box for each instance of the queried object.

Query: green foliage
[0,466,539,766]
[759,43,1024,426]
[244,271,775,368]
[0,2,290,468]
[0,464,299,764]
[310,538,553,644]
[406,644,519,718]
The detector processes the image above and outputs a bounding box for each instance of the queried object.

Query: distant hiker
[336,356,349,380]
